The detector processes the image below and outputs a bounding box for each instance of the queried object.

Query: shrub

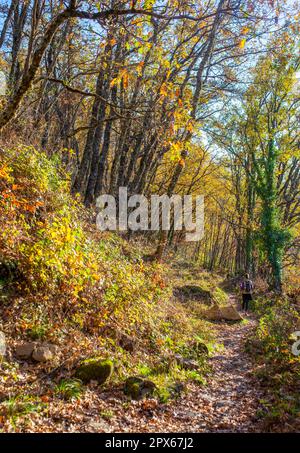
[0,145,171,342]
[256,297,300,360]
[55,379,83,400]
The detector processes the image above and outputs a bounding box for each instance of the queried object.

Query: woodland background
[0,0,300,433]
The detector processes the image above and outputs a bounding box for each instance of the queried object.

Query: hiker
[240,273,254,312]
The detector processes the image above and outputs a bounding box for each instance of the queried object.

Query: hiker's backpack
[241,279,252,293]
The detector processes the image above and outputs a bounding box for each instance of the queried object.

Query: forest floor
[41,294,265,433]
[1,273,267,433]
[102,296,265,433]
[36,296,265,433]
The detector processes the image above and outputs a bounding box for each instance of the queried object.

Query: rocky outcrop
[15,342,58,361]
[204,304,242,321]
[15,342,36,359]
[32,345,53,362]
[220,305,243,321]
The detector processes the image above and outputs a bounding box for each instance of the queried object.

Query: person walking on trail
[240,273,254,312]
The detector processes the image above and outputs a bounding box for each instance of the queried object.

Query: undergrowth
[248,295,300,430]
[0,144,216,431]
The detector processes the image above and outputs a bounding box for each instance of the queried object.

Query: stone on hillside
[124,376,157,400]
[220,305,242,321]
[0,331,6,358]
[45,343,59,355]
[75,358,113,384]
[204,305,223,321]
[204,304,242,321]
[15,342,58,361]
[32,345,53,362]
[15,342,36,359]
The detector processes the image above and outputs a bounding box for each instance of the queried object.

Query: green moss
[124,377,144,399]
[75,358,113,384]
[212,287,228,305]
[124,376,156,400]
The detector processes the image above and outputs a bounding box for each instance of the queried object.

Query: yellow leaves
[239,38,246,49]
[168,141,183,161]
[0,164,12,181]
[173,108,193,131]
[159,82,168,97]
[110,77,118,88]
[279,148,300,163]
[143,0,155,9]
[166,69,172,80]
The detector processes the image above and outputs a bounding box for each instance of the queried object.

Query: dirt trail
[36,293,265,433]
[112,295,265,433]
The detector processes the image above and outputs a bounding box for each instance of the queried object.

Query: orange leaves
[1,179,44,214]
[178,158,186,168]
[122,71,129,89]
[241,26,250,35]
[141,399,158,411]
[23,203,38,213]
[186,121,194,133]
[110,69,129,89]
[136,61,144,77]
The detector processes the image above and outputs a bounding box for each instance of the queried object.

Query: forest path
[115,295,265,433]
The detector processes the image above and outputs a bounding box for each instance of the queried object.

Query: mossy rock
[75,358,113,384]
[124,376,156,400]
